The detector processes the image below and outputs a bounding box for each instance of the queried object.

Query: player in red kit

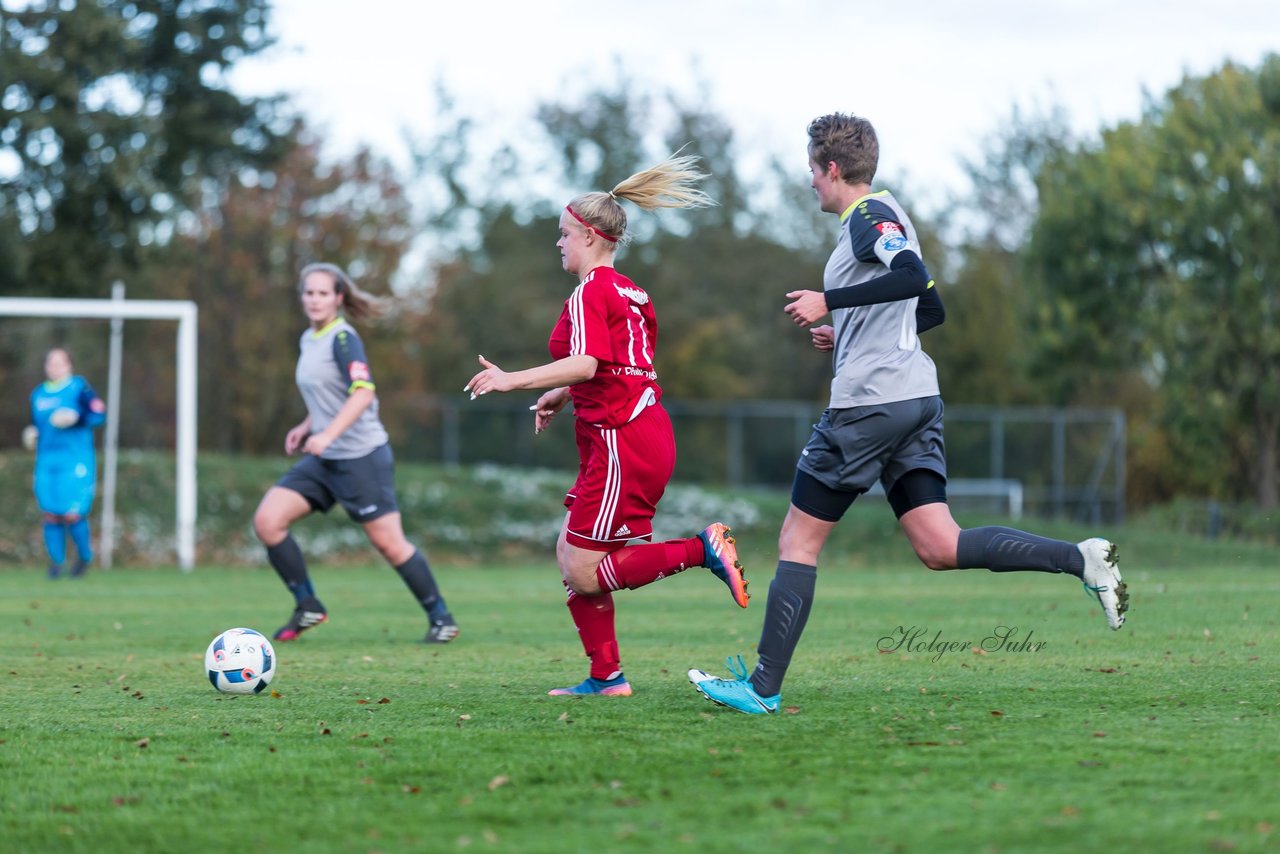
[465,152,750,697]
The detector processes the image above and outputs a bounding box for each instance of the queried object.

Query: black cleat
[274,598,328,641]
[424,617,459,644]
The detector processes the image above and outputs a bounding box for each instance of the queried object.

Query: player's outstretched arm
[465,354,598,400]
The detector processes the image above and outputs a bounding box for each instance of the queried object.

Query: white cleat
[1078,538,1127,630]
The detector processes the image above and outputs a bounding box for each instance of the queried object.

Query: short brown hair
[807,113,878,185]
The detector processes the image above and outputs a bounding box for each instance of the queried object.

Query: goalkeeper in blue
[25,348,107,579]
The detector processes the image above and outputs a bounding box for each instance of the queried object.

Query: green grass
[3,547,1279,853]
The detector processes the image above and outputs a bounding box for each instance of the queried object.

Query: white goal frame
[0,295,198,570]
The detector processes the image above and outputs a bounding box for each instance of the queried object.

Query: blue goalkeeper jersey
[30,376,106,516]
[30,376,106,459]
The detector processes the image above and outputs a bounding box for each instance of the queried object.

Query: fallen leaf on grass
[1092,731,1107,738]
[783,706,801,715]
[54,804,78,813]
[377,697,391,704]
[134,738,149,749]
[357,699,369,705]
[488,775,510,791]
[457,714,471,728]
[270,690,282,698]
[971,647,988,656]
[402,785,421,794]
[990,710,1005,717]
[557,712,572,724]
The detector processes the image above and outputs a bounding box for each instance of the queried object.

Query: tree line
[2,2,1276,509]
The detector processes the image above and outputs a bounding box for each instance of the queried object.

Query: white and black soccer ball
[205,628,277,695]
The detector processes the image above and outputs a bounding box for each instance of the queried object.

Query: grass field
[2,541,1279,852]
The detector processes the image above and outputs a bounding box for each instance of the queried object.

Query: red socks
[565,587,621,679]
[595,537,705,592]
[566,537,706,679]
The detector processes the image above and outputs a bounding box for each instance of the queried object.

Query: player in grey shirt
[252,263,458,644]
[689,113,1127,714]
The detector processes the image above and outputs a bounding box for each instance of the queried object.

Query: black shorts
[276,444,399,523]
[793,396,948,520]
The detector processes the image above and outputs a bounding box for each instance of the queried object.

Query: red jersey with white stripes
[548,266,662,428]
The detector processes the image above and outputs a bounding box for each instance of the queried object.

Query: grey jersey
[295,319,388,460]
[825,190,940,408]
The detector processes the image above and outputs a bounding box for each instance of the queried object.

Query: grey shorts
[277,443,399,523]
[795,396,947,495]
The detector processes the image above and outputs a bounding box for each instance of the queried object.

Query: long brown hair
[297,263,389,322]
[566,150,716,248]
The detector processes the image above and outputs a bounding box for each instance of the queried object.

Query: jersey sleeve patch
[848,198,910,266]
[873,222,912,267]
[333,328,376,390]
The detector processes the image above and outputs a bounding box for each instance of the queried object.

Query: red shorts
[564,402,675,551]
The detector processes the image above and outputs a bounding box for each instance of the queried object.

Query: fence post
[442,400,460,466]
[990,411,1005,481]
[727,409,745,486]
[1053,411,1066,519]
[1114,410,1127,525]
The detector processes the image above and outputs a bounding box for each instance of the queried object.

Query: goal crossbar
[0,296,198,570]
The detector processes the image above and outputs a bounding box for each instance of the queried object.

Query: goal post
[0,295,199,570]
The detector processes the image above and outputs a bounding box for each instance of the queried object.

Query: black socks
[394,550,451,623]
[266,534,317,604]
[750,560,817,698]
[956,527,1084,578]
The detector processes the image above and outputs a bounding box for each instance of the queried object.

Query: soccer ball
[205,628,277,695]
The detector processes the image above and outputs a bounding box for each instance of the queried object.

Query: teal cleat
[548,674,633,697]
[688,655,779,715]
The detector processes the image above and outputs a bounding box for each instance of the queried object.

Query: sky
[228,0,1279,213]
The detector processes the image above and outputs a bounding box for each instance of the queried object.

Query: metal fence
[400,397,1126,523]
